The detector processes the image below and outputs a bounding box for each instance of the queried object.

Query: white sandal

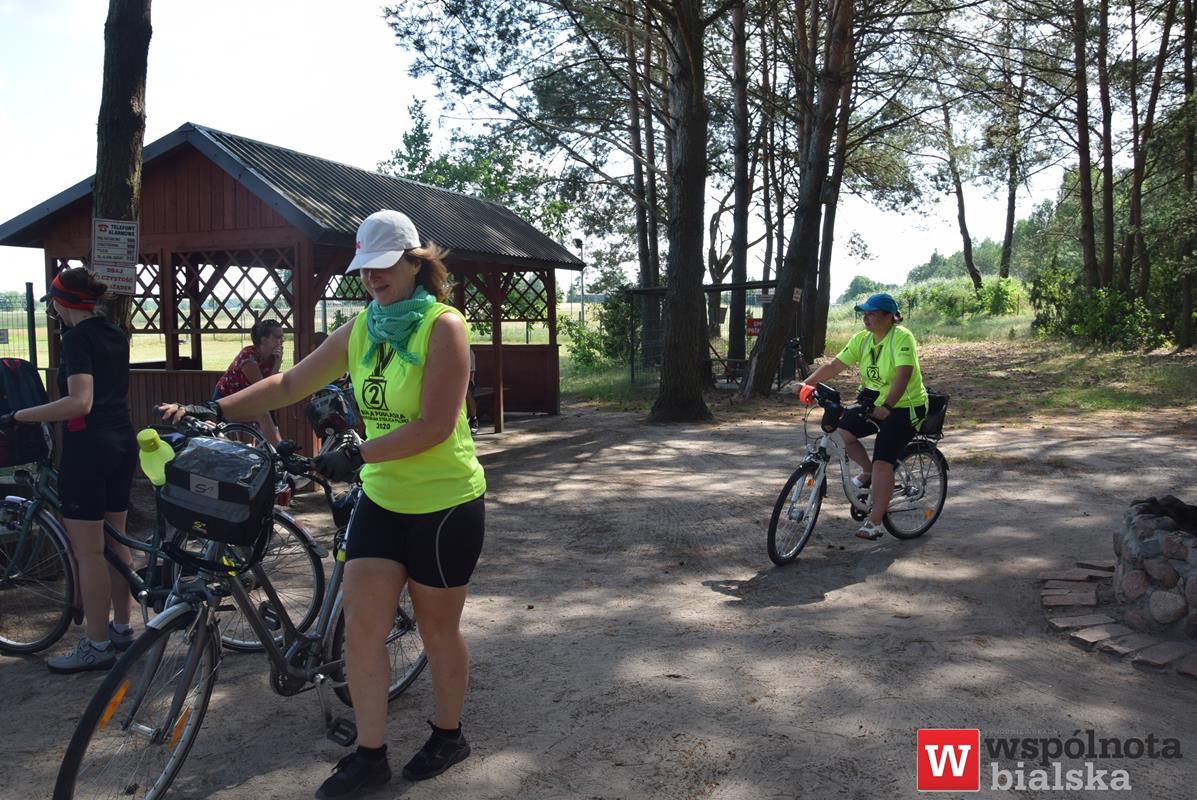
[851,474,872,489]
[856,519,884,540]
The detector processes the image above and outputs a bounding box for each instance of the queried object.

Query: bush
[559,317,606,371]
[1030,266,1166,349]
[895,277,1024,321]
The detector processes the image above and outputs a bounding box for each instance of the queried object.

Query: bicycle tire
[767,463,825,565]
[883,444,949,539]
[53,608,219,800]
[219,511,326,652]
[0,502,76,655]
[330,586,427,706]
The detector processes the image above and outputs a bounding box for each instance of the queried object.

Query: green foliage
[1029,266,1166,349]
[896,277,1025,322]
[558,317,606,371]
[330,309,350,331]
[836,275,895,305]
[558,286,635,371]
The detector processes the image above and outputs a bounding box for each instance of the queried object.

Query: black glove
[314,437,364,482]
[163,401,223,423]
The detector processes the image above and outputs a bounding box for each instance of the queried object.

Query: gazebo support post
[489,264,504,433]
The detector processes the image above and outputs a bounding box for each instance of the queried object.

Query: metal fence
[627,281,794,387]
[0,284,39,367]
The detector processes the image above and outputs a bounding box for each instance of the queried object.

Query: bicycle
[0,420,325,656]
[53,423,427,800]
[766,383,950,565]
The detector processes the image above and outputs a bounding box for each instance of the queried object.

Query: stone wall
[1114,496,1197,638]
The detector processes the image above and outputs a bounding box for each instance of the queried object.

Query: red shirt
[214,345,276,398]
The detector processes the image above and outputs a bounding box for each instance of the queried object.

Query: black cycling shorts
[838,405,924,466]
[58,426,137,521]
[344,492,485,588]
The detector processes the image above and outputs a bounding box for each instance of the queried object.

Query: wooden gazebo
[0,122,582,437]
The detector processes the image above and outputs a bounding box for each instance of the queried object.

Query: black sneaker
[315,751,392,799]
[402,722,471,781]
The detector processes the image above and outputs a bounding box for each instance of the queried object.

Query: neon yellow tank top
[347,304,486,514]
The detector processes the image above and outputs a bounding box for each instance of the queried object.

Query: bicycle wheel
[767,463,825,565]
[883,444,948,539]
[331,586,427,705]
[0,502,75,655]
[220,511,325,652]
[54,608,219,800]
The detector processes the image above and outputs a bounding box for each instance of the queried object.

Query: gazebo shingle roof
[0,122,582,269]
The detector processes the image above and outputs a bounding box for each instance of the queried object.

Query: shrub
[1030,266,1166,349]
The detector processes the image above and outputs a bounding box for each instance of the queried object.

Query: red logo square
[917,729,980,792]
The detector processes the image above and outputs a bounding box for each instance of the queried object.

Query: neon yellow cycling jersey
[836,325,929,411]
[347,304,486,514]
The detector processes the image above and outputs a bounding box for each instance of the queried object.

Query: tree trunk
[743,0,853,397]
[760,18,774,285]
[942,103,982,295]
[649,0,711,422]
[94,0,152,333]
[1179,0,1194,349]
[999,143,1018,280]
[625,0,650,292]
[1071,0,1100,289]
[1097,0,1116,288]
[728,1,750,361]
[813,51,854,360]
[1131,0,1179,300]
[643,35,662,287]
[998,32,1023,280]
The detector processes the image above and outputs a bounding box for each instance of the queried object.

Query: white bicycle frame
[802,428,875,515]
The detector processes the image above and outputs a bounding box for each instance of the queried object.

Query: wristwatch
[881,402,894,412]
[344,443,365,470]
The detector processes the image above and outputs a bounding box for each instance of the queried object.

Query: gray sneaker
[47,637,116,674]
[108,622,135,652]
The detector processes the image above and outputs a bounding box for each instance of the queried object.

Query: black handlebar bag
[158,438,274,570]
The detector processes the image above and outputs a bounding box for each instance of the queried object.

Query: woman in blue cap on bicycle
[796,292,928,540]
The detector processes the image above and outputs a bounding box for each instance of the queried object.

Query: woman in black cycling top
[3,268,138,671]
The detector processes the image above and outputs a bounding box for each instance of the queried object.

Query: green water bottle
[137,428,174,486]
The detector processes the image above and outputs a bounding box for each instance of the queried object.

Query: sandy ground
[3,404,1197,799]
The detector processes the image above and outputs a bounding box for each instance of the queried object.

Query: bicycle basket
[920,388,949,437]
[158,437,275,549]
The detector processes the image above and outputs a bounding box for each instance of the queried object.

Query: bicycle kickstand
[314,673,357,747]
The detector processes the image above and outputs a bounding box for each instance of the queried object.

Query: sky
[0,0,1058,299]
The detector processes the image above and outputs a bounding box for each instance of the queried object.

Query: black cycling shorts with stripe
[344,491,485,588]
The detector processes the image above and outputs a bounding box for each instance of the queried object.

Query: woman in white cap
[795,292,928,540]
[160,209,486,797]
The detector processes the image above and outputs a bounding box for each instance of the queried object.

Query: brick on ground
[1176,653,1197,680]
[1131,641,1197,669]
[1042,580,1097,591]
[1070,624,1134,649]
[1048,614,1115,631]
[1037,568,1115,582]
[1099,633,1159,656]
[1042,591,1098,607]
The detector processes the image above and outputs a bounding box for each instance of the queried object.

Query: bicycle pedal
[327,716,357,747]
[259,602,282,631]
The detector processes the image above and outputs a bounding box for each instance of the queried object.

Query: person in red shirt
[212,318,284,442]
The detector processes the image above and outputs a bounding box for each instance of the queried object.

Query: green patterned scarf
[362,286,437,367]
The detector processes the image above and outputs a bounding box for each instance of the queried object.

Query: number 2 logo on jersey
[866,365,881,381]
[362,376,389,411]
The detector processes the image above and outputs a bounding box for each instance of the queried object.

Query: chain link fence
[0,284,40,367]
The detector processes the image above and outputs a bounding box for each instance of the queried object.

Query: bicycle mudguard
[147,602,197,631]
[903,439,949,469]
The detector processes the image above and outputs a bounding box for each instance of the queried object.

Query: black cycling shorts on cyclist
[795,292,928,540]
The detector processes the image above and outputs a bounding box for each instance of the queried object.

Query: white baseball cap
[346,210,421,272]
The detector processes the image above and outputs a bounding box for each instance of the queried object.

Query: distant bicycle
[766,383,949,565]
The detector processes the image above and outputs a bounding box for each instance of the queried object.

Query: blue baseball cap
[854,293,899,314]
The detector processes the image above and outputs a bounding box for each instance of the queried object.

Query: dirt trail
[3,405,1196,799]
